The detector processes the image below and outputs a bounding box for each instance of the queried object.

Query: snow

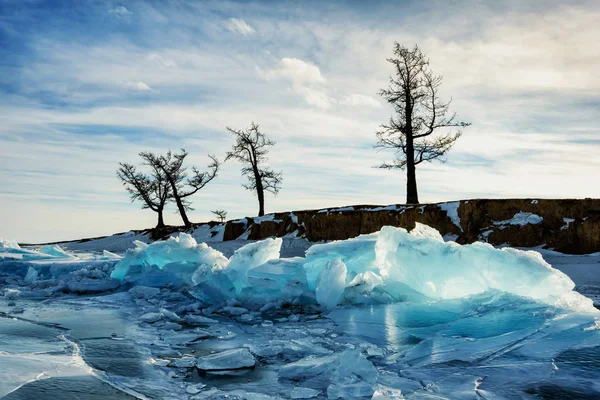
[439,201,463,231]
[494,211,543,226]
[366,205,400,212]
[318,206,354,214]
[562,217,575,230]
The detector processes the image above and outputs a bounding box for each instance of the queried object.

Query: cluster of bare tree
[118,43,469,228]
[118,123,282,229]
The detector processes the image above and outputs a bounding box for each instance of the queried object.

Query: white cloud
[342,94,381,108]
[109,5,132,16]
[226,18,256,35]
[293,86,333,109]
[273,57,325,84]
[123,81,153,91]
[260,58,330,108]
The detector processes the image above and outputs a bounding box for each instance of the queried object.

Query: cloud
[260,58,331,108]
[342,94,381,108]
[108,5,132,16]
[123,81,153,91]
[2,0,600,242]
[274,58,325,84]
[226,18,256,35]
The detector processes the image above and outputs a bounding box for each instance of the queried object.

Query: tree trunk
[406,158,419,204]
[404,88,419,204]
[175,196,192,228]
[253,166,265,216]
[156,209,166,229]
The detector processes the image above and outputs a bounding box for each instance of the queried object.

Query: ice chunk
[241,257,308,303]
[188,270,236,305]
[303,234,379,290]
[196,348,256,371]
[39,244,73,258]
[280,350,377,396]
[24,267,39,283]
[374,226,591,310]
[184,314,219,325]
[140,312,163,323]
[66,277,120,293]
[128,286,160,299]
[315,259,347,310]
[291,387,321,399]
[278,354,339,381]
[168,356,196,368]
[226,238,282,291]
[111,233,228,281]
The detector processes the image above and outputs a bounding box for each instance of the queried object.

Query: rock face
[218,199,600,254]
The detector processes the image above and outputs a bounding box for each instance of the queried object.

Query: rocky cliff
[219,199,600,254]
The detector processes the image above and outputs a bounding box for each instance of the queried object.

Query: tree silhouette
[117,162,170,229]
[376,43,470,204]
[140,150,220,228]
[226,122,282,216]
[211,209,227,223]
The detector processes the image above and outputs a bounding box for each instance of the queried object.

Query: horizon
[2,0,600,243]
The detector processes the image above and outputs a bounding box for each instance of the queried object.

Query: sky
[1,0,600,243]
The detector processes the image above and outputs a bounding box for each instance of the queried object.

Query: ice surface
[110,233,228,282]
[226,237,282,292]
[39,244,73,258]
[315,259,347,310]
[3,226,600,400]
[279,350,377,397]
[87,224,600,313]
[196,348,256,371]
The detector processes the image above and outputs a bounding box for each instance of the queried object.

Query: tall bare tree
[225,122,282,216]
[117,162,170,229]
[376,43,470,204]
[140,150,220,228]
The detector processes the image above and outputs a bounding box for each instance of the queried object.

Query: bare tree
[117,162,170,229]
[375,43,470,204]
[140,150,220,228]
[225,122,282,216]
[211,209,227,223]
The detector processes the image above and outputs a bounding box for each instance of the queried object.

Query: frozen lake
[1,229,600,399]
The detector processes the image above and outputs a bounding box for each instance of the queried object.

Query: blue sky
[1,0,600,243]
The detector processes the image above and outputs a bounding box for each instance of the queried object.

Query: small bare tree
[117,162,170,229]
[140,150,220,228]
[226,122,282,217]
[376,43,470,204]
[211,209,227,223]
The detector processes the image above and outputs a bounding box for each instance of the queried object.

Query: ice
[111,233,228,283]
[375,225,594,310]
[184,314,219,325]
[226,237,282,292]
[39,244,73,258]
[242,257,308,303]
[280,350,377,396]
[196,348,256,372]
[315,259,347,310]
[291,387,321,398]
[304,233,379,290]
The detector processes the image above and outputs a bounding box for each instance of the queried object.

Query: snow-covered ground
[1,227,600,399]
